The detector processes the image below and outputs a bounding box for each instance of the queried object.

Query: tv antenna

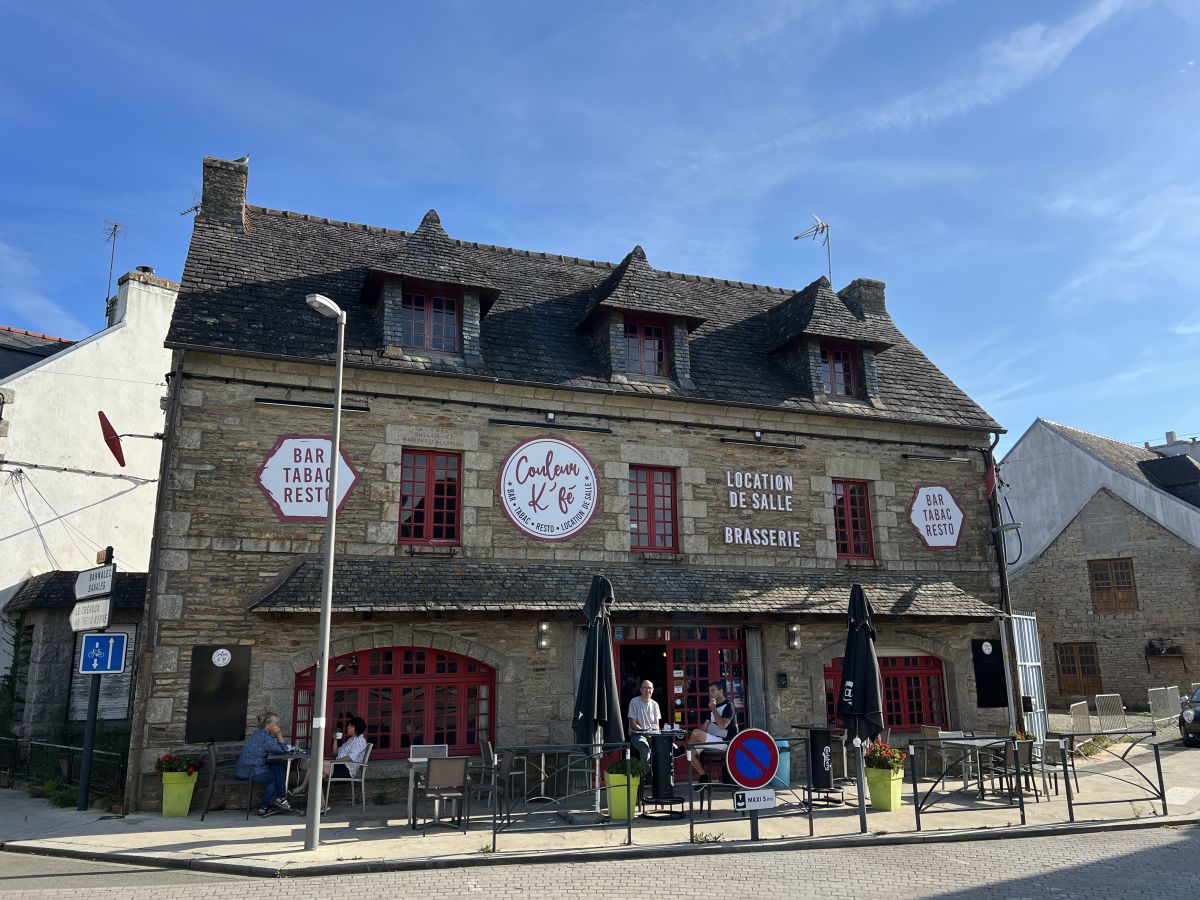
[103,221,126,302]
[180,190,201,217]
[794,214,832,285]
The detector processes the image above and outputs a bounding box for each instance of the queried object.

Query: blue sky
[1,0,1197,453]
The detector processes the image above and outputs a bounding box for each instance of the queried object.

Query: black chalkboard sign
[972,638,1008,708]
[185,645,251,743]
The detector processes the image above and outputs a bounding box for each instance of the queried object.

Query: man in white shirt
[627,680,662,763]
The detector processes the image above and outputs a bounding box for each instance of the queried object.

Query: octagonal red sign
[256,434,360,522]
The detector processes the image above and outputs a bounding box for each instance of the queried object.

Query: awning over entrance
[247,557,999,619]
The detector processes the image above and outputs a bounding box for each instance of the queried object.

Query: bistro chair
[469,749,514,825]
[920,726,959,780]
[412,755,471,834]
[200,742,254,821]
[326,743,373,811]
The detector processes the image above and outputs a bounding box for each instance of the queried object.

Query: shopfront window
[613,625,746,731]
[824,655,948,733]
[293,647,493,759]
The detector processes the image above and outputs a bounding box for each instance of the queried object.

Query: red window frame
[293,647,494,760]
[833,479,874,559]
[400,290,461,352]
[398,450,462,545]
[824,655,948,733]
[629,465,678,552]
[821,342,860,397]
[624,317,670,377]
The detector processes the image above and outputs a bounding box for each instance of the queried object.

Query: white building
[0,269,177,689]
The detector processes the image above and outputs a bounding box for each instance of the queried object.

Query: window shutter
[69,625,137,721]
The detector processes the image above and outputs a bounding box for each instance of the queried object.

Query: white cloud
[0,239,89,338]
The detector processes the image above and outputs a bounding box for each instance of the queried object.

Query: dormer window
[401,291,460,352]
[821,342,860,398]
[624,317,669,377]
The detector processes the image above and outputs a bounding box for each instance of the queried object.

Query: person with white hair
[235,712,291,816]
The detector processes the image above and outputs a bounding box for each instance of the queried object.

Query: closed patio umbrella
[572,574,625,814]
[837,582,884,832]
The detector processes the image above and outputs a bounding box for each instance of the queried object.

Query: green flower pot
[603,772,641,820]
[865,766,904,811]
[162,771,199,817]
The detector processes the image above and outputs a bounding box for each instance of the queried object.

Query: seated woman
[235,711,291,816]
[292,715,369,810]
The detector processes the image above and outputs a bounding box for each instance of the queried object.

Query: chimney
[838,278,887,316]
[1167,431,1178,444]
[200,156,249,230]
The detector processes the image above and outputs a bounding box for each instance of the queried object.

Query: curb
[3,813,1199,878]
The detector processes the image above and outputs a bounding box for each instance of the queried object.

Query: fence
[1094,694,1128,733]
[26,741,126,798]
[1054,729,1168,821]
[1148,686,1181,729]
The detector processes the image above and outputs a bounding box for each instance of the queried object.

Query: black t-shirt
[712,700,739,741]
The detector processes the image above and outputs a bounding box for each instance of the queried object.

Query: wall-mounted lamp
[787,624,801,650]
[537,621,550,649]
[754,430,763,441]
[546,411,556,423]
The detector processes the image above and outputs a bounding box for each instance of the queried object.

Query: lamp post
[303,293,346,851]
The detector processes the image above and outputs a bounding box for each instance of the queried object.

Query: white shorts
[698,732,727,745]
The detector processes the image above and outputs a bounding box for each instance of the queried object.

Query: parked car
[1181,688,1200,747]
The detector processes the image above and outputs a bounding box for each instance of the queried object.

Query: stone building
[127,155,1010,809]
[1002,420,1200,707]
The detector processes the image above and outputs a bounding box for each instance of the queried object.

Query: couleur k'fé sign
[257,435,360,522]
[498,436,598,541]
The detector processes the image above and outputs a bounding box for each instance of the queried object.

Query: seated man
[627,679,662,764]
[683,682,739,789]
[292,715,369,810]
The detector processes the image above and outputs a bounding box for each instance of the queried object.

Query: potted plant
[1005,730,1034,772]
[603,756,647,820]
[156,752,202,817]
[863,739,907,811]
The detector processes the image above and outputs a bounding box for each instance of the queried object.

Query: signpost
[725,728,780,840]
[75,547,114,811]
[69,597,111,632]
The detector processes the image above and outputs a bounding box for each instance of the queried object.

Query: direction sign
[75,564,115,600]
[733,789,776,811]
[69,597,111,632]
[726,728,780,790]
[78,632,127,675]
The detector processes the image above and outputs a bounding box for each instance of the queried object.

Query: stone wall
[1010,488,1200,708]
[131,349,1004,807]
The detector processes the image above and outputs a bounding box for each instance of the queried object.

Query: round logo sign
[212,648,232,668]
[982,641,993,655]
[498,436,599,541]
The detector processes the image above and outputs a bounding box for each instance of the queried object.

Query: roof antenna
[103,221,126,302]
[793,214,832,285]
[180,190,201,217]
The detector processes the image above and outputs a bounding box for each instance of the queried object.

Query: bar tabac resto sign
[498,436,599,541]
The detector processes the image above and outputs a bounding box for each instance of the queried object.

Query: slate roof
[577,246,706,331]
[1039,421,1163,485]
[762,277,895,352]
[0,326,75,380]
[168,191,1000,432]
[3,571,147,614]
[248,557,998,619]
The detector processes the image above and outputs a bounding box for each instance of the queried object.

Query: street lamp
[303,293,346,851]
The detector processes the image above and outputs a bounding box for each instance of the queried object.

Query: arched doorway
[293,646,495,758]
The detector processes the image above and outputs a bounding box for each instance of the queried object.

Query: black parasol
[836,582,885,832]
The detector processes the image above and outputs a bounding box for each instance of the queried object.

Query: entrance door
[617,644,669,728]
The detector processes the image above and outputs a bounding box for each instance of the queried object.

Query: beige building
[127,156,1011,809]
[1002,420,1200,707]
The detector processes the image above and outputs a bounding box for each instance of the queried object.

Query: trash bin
[769,740,791,788]
[807,725,835,790]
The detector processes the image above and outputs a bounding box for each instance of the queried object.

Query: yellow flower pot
[865,766,904,811]
[603,772,641,820]
[161,771,199,817]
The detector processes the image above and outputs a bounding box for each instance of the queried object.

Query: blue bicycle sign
[78,632,127,675]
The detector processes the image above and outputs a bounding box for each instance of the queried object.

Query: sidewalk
[1,739,1197,878]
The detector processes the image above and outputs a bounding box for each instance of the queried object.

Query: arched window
[293,647,494,759]
[824,655,947,733]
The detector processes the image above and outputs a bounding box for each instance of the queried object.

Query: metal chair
[412,755,470,833]
[469,749,514,824]
[326,743,373,811]
[920,725,965,780]
[200,742,254,821]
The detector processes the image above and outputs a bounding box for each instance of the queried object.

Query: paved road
[1,825,1196,897]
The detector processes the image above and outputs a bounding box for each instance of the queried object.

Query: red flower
[162,754,170,761]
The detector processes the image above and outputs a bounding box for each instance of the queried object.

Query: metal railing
[26,741,126,796]
[906,736,1027,832]
[1054,729,1168,821]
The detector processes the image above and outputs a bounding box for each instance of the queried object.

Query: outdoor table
[937,737,1007,800]
[498,744,572,803]
[266,750,308,812]
[792,724,848,786]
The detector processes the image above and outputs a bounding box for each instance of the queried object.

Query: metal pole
[909,741,921,832]
[624,745,632,846]
[78,546,113,810]
[1152,736,1167,817]
[853,737,867,834]
[1059,738,1075,823]
[686,748,695,843]
[303,307,345,851]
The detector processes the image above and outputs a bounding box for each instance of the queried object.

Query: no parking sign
[726,728,779,790]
